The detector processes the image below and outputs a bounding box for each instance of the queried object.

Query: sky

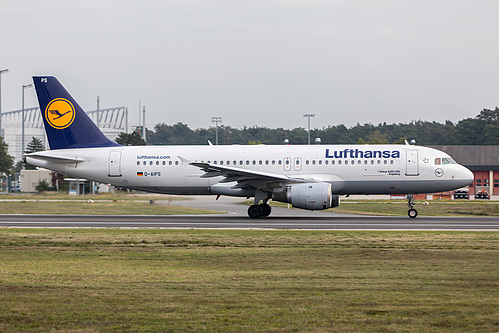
[1,0,499,130]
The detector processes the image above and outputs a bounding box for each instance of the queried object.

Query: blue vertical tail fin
[33,76,120,150]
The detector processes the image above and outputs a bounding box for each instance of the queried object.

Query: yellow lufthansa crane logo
[45,98,75,129]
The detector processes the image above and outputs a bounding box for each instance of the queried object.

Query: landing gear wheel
[406,194,418,219]
[248,205,264,219]
[261,204,272,217]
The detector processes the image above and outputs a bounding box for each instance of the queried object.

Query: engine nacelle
[272,183,340,210]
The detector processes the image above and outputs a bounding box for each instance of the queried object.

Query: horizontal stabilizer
[25,151,85,163]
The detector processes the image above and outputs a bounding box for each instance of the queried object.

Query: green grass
[0,229,497,332]
[0,200,221,215]
[332,199,499,216]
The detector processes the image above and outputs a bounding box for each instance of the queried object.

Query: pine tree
[25,137,45,154]
[24,137,45,170]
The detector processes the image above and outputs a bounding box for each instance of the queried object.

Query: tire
[408,209,418,218]
[260,204,272,217]
[248,205,264,219]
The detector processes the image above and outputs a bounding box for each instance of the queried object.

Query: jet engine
[272,182,340,210]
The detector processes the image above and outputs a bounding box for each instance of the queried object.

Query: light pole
[22,83,33,164]
[212,116,222,145]
[142,106,146,142]
[0,68,9,137]
[303,113,315,145]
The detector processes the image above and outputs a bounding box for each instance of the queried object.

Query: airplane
[25,76,474,219]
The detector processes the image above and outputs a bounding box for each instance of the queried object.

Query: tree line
[0,107,498,176]
[116,108,499,146]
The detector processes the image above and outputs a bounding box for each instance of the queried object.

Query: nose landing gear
[407,194,418,218]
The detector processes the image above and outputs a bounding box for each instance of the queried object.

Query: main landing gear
[247,189,272,219]
[407,194,418,218]
[248,203,272,219]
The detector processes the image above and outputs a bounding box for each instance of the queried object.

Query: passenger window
[318,160,322,165]
[233,161,236,165]
[285,159,290,165]
[143,161,146,165]
[338,160,341,165]
[278,160,282,165]
[325,160,329,165]
[246,160,249,165]
[156,161,159,165]
[169,161,172,165]
[384,160,387,164]
[149,161,153,165]
[265,160,269,165]
[137,161,140,165]
[435,158,441,165]
[175,161,179,165]
[240,161,243,165]
[312,160,316,165]
[272,160,275,165]
[162,161,166,165]
[345,160,348,165]
[332,160,335,165]
[253,160,256,165]
[306,160,310,165]
[259,160,263,165]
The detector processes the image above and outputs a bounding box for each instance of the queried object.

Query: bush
[35,179,55,193]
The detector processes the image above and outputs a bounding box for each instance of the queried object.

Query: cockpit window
[435,158,441,165]
[442,158,456,165]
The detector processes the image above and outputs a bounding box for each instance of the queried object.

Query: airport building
[430,145,499,197]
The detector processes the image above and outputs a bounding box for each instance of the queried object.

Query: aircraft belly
[343,179,466,195]
[132,186,211,195]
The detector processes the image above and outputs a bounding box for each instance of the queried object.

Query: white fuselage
[26,144,474,196]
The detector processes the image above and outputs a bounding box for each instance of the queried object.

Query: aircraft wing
[186,159,301,189]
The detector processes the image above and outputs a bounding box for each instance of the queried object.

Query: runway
[1,214,499,230]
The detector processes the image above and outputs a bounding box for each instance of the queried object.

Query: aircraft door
[294,157,302,171]
[284,157,291,171]
[109,151,122,177]
[406,150,419,176]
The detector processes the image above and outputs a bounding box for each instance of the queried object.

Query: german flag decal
[137,172,144,176]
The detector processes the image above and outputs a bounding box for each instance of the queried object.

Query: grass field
[0,229,497,332]
[0,200,221,215]
[0,194,222,215]
[333,199,499,216]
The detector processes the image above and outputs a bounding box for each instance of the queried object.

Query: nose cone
[461,167,474,186]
